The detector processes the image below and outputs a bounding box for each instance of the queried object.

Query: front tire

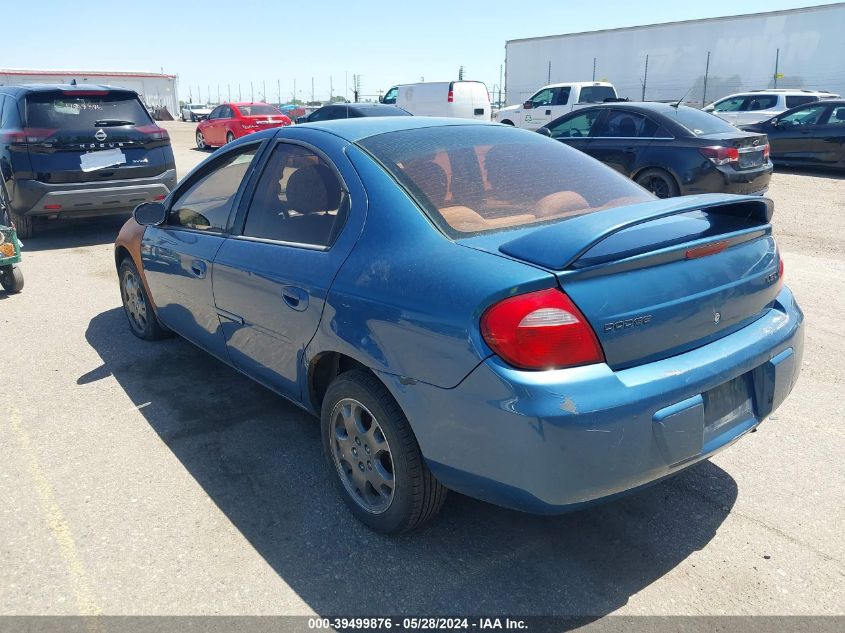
[635,168,680,198]
[321,369,446,533]
[119,258,168,340]
[10,212,33,239]
[0,265,23,293]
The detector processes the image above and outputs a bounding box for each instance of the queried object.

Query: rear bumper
[380,286,804,513]
[683,161,773,196]
[11,170,177,219]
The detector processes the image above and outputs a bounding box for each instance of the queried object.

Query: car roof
[286,116,491,142]
[717,89,838,98]
[574,101,699,115]
[0,83,132,95]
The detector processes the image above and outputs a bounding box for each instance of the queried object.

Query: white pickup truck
[493,82,618,130]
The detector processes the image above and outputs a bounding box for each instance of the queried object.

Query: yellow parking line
[7,405,103,617]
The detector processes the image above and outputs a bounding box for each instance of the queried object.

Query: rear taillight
[763,143,770,162]
[1,128,57,144]
[699,146,739,166]
[447,89,454,103]
[136,124,169,141]
[481,288,604,370]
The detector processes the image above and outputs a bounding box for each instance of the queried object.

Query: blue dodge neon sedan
[115,118,804,533]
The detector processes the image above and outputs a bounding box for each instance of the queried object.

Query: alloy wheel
[330,398,395,514]
[122,270,148,334]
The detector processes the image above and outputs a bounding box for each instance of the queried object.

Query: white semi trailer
[504,3,845,107]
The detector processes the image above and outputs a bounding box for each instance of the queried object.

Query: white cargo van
[381,81,490,120]
[493,82,618,130]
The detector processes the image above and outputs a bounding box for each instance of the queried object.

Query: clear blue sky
[3,0,841,102]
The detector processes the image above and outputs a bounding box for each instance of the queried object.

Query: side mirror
[295,116,307,124]
[537,127,552,137]
[378,95,384,103]
[771,119,781,127]
[133,201,167,226]
[523,101,534,110]
[702,105,714,113]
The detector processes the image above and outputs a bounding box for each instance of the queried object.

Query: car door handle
[190,259,207,279]
[281,286,309,311]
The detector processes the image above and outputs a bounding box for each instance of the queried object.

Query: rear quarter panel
[306,144,555,389]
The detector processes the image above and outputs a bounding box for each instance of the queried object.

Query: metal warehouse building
[505,2,845,106]
[0,68,178,115]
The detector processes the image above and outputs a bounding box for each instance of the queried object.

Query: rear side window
[713,96,750,112]
[25,91,151,128]
[242,143,347,247]
[169,146,258,231]
[359,126,651,237]
[745,95,778,110]
[592,110,659,137]
[785,96,817,108]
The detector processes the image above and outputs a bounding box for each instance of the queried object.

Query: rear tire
[635,168,680,198]
[0,265,23,293]
[10,212,33,239]
[118,258,169,340]
[196,130,207,150]
[321,369,447,533]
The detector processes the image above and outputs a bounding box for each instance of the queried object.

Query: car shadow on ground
[21,214,129,252]
[83,307,738,617]
[773,165,844,179]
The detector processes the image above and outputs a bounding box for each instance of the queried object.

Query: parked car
[195,102,292,149]
[296,103,410,124]
[0,84,176,238]
[115,118,802,533]
[181,103,212,122]
[380,81,490,120]
[537,102,773,198]
[703,89,840,126]
[493,82,618,130]
[740,99,845,170]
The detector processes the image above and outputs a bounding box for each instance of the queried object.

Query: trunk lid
[22,89,171,184]
[697,131,769,170]
[464,194,782,369]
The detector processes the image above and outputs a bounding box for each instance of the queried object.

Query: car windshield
[664,106,738,136]
[189,105,207,110]
[578,86,616,103]
[26,91,150,128]
[358,125,652,237]
[237,104,280,116]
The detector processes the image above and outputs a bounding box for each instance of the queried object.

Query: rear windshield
[358,106,411,117]
[237,104,280,116]
[665,106,738,136]
[358,125,651,237]
[578,86,616,103]
[26,91,150,128]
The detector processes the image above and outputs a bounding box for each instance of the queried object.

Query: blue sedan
[115,118,804,533]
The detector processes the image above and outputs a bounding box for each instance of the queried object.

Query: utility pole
[458,65,464,80]
[277,79,281,105]
[592,57,597,82]
[702,51,711,106]
[217,84,220,104]
[330,76,333,102]
[262,80,266,102]
[773,48,780,88]
[228,84,231,101]
[197,84,201,103]
[311,76,315,104]
[547,61,551,84]
[207,85,210,104]
[250,82,254,102]
[641,54,649,101]
[345,70,348,101]
[498,64,503,106]
[293,79,297,104]
[238,84,242,101]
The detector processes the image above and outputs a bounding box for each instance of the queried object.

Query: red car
[195,102,291,149]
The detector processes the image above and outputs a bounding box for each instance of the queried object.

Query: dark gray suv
[0,84,177,238]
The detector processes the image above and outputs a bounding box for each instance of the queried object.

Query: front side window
[359,126,651,237]
[382,87,398,105]
[592,110,658,138]
[780,104,828,126]
[207,106,223,120]
[169,147,259,231]
[713,96,749,112]
[242,144,347,247]
[547,110,602,138]
[529,88,555,108]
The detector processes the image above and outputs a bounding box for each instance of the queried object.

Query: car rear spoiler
[498,194,773,271]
